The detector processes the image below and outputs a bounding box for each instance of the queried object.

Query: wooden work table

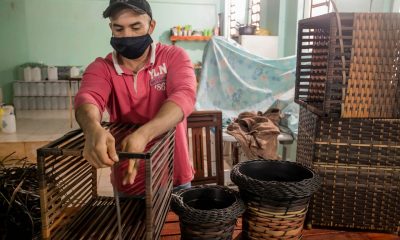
[0,110,79,161]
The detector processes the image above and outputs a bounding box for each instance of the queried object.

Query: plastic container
[21,97,29,110]
[44,97,52,110]
[37,82,45,96]
[32,67,42,81]
[21,82,30,96]
[60,82,68,96]
[29,82,38,96]
[13,82,22,96]
[239,25,256,35]
[48,67,58,81]
[24,67,32,81]
[36,97,45,110]
[28,97,37,110]
[45,82,53,96]
[1,106,16,133]
[52,82,60,96]
[70,67,80,78]
[13,97,22,110]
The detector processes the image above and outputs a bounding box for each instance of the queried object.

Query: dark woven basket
[179,219,237,240]
[231,160,320,199]
[171,185,245,240]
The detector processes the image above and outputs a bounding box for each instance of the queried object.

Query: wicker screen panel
[296,13,354,117]
[296,13,400,118]
[297,107,400,233]
[343,13,400,118]
[296,107,318,168]
[310,163,400,233]
[314,117,400,166]
[297,107,400,167]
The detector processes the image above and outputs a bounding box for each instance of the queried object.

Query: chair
[37,123,175,240]
[187,111,224,186]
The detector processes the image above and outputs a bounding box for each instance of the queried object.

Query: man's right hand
[83,124,119,168]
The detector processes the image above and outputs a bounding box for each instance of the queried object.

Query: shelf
[15,79,81,83]
[170,36,212,42]
[14,94,74,98]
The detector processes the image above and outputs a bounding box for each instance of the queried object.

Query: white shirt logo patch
[149,63,167,91]
[149,63,167,78]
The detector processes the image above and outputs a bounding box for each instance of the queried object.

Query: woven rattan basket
[231,160,320,239]
[295,12,400,118]
[297,107,400,233]
[241,191,310,240]
[171,185,245,240]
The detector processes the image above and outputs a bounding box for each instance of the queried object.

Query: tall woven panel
[296,107,400,233]
[296,13,400,118]
[343,13,400,118]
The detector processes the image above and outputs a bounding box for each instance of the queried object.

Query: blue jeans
[172,182,191,193]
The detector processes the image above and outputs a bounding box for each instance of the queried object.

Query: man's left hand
[121,130,149,185]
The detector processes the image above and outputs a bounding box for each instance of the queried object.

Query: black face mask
[110,34,153,60]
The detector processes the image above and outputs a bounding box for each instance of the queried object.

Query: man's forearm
[136,101,184,142]
[75,103,103,134]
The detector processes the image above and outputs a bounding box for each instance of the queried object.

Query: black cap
[103,0,152,19]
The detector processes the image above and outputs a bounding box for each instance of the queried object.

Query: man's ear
[149,20,156,34]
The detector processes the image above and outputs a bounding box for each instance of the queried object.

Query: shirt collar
[112,42,157,76]
[112,51,124,75]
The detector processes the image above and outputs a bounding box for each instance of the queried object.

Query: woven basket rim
[237,160,316,184]
[171,185,245,224]
[231,159,321,199]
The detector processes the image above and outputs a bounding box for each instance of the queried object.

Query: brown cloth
[227,109,281,160]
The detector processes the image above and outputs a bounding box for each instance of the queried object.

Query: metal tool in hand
[112,164,123,240]
[112,152,143,240]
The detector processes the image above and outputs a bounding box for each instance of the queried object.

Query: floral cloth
[196,37,299,135]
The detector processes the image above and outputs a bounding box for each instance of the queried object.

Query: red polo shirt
[74,42,196,195]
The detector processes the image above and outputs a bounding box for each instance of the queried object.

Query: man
[74,0,196,195]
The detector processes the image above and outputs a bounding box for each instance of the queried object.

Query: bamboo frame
[37,123,175,239]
